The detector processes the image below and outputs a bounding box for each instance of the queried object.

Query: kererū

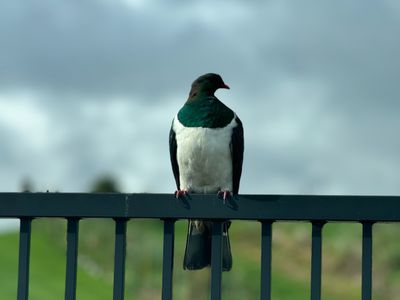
[169,73,244,271]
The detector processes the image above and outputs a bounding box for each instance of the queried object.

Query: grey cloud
[2,0,399,107]
[0,0,248,99]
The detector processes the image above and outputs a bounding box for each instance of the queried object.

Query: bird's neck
[188,87,215,100]
[177,96,234,128]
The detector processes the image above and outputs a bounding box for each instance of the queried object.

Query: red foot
[175,189,189,198]
[218,190,232,201]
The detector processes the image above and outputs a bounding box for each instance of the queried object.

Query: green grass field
[1,220,400,299]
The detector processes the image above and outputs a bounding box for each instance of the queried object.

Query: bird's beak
[221,83,230,89]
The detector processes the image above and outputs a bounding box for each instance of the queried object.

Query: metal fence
[1,192,400,300]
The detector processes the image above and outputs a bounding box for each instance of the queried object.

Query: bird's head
[188,73,229,99]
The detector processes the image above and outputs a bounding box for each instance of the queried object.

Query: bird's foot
[175,189,189,199]
[218,190,232,202]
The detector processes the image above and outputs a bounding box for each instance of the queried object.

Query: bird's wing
[230,116,244,195]
[169,120,180,190]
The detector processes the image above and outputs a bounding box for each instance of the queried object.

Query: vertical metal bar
[113,218,127,300]
[210,221,223,300]
[362,222,373,300]
[65,218,80,300]
[17,218,33,300]
[310,221,325,300]
[162,219,175,300]
[260,221,273,300]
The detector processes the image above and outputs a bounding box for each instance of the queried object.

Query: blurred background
[1,0,400,299]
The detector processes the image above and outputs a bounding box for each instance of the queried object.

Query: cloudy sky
[0,0,399,195]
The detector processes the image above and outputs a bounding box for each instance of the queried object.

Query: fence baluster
[310,222,325,300]
[162,219,175,300]
[113,218,128,300]
[210,221,223,300]
[17,218,33,300]
[260,221,273,300]
[65,218,80,300]
[362,222,373,300]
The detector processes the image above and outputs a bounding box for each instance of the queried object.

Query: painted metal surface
[0,193,400,221]
[1,193,397,299]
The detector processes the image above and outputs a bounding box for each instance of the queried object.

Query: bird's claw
[175,189,189,199]
[218,190,232,203]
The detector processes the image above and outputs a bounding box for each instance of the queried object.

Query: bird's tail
[183,220,232,271]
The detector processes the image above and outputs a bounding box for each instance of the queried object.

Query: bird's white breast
[173,116,237,194]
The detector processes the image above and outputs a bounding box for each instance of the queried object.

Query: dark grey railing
[1,193,400,300]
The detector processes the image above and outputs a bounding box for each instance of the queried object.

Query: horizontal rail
[1,193,400,221]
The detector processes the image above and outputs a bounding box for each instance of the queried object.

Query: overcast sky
[0,0,399,195]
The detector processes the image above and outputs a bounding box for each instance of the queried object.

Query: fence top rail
[0,193,399,222]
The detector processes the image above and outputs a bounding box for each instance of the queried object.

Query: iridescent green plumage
[177,96,234,128]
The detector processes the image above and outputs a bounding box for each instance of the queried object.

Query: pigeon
[169,73,244,271]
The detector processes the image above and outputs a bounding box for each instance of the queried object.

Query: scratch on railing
[124,194,129,218]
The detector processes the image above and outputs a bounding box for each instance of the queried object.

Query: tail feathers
[183,220,232,271]
[183,220,211,270]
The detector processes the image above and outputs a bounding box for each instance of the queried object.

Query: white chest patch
[173,116,237,193]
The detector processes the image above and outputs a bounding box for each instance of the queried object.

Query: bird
[169,73,244,271]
